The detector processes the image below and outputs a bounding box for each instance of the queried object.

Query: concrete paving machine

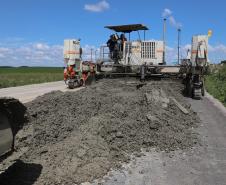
[63,39,96,89]
[97,24,209,99]
[97,24,180,79]
[0,98,26,162]
[181,35,209,99]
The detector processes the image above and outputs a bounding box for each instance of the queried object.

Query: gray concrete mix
[89,91,226,185]
[1,79,226,185]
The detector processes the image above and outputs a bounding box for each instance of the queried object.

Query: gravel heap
[0,78,200,185]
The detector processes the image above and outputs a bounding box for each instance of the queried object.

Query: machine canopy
[105,24,149,33]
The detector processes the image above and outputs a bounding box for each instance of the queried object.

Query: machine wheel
[193,88,202,100]
[201,86,205,96]
[140,65,146,82]
[80,79,84,86]
[0,111,14,158]
[68,82,75,89]
[68,79,81,89]
[188,86,193,98]
[188,79,193,98]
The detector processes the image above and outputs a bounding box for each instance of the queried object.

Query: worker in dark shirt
[119,33,127,52]
[107,34,117,59]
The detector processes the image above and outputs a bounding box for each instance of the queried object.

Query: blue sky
[0,0,226,66]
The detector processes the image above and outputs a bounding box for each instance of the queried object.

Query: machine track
[193,88,202,99]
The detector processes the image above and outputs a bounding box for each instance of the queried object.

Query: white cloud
[162,8,182,29]
[168,16,182,29]
[208,44,226,53]
[0,47,10,52]
[207,44,226,63]
[34,43,50,50]
[0,42,63,67]
[0,53,5,58]
[84,0,109,12]
[183,44,191,51]
[0,41,101,66]
[162,8,172,17]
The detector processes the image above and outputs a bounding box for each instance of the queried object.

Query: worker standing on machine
[112,34,120,61]
[107,34,116,59]
[119,33,127,52]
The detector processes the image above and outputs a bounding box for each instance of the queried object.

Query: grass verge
[205,65,226,106]
[0,67,63,88]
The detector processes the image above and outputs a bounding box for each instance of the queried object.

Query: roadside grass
[0,67,63,88]
[205,65,226,106]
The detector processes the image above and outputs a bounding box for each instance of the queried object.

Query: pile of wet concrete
[1,78,200,185]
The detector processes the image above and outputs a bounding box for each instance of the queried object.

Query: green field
[0,67,63,88]
[205,65,226,106]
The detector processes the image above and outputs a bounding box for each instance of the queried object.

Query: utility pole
[95,50,98,61]
[177,28,181,65]
[163,18,167,65]
[91,49,93,62]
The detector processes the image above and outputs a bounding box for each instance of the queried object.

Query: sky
[0,0,226,66]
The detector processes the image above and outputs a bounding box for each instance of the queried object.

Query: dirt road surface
[0,81,83,103]
[0,79,226,185]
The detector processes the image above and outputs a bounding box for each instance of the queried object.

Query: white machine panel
[64,39,81,65]
[124,40,163,65]
[191,35,208,66]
